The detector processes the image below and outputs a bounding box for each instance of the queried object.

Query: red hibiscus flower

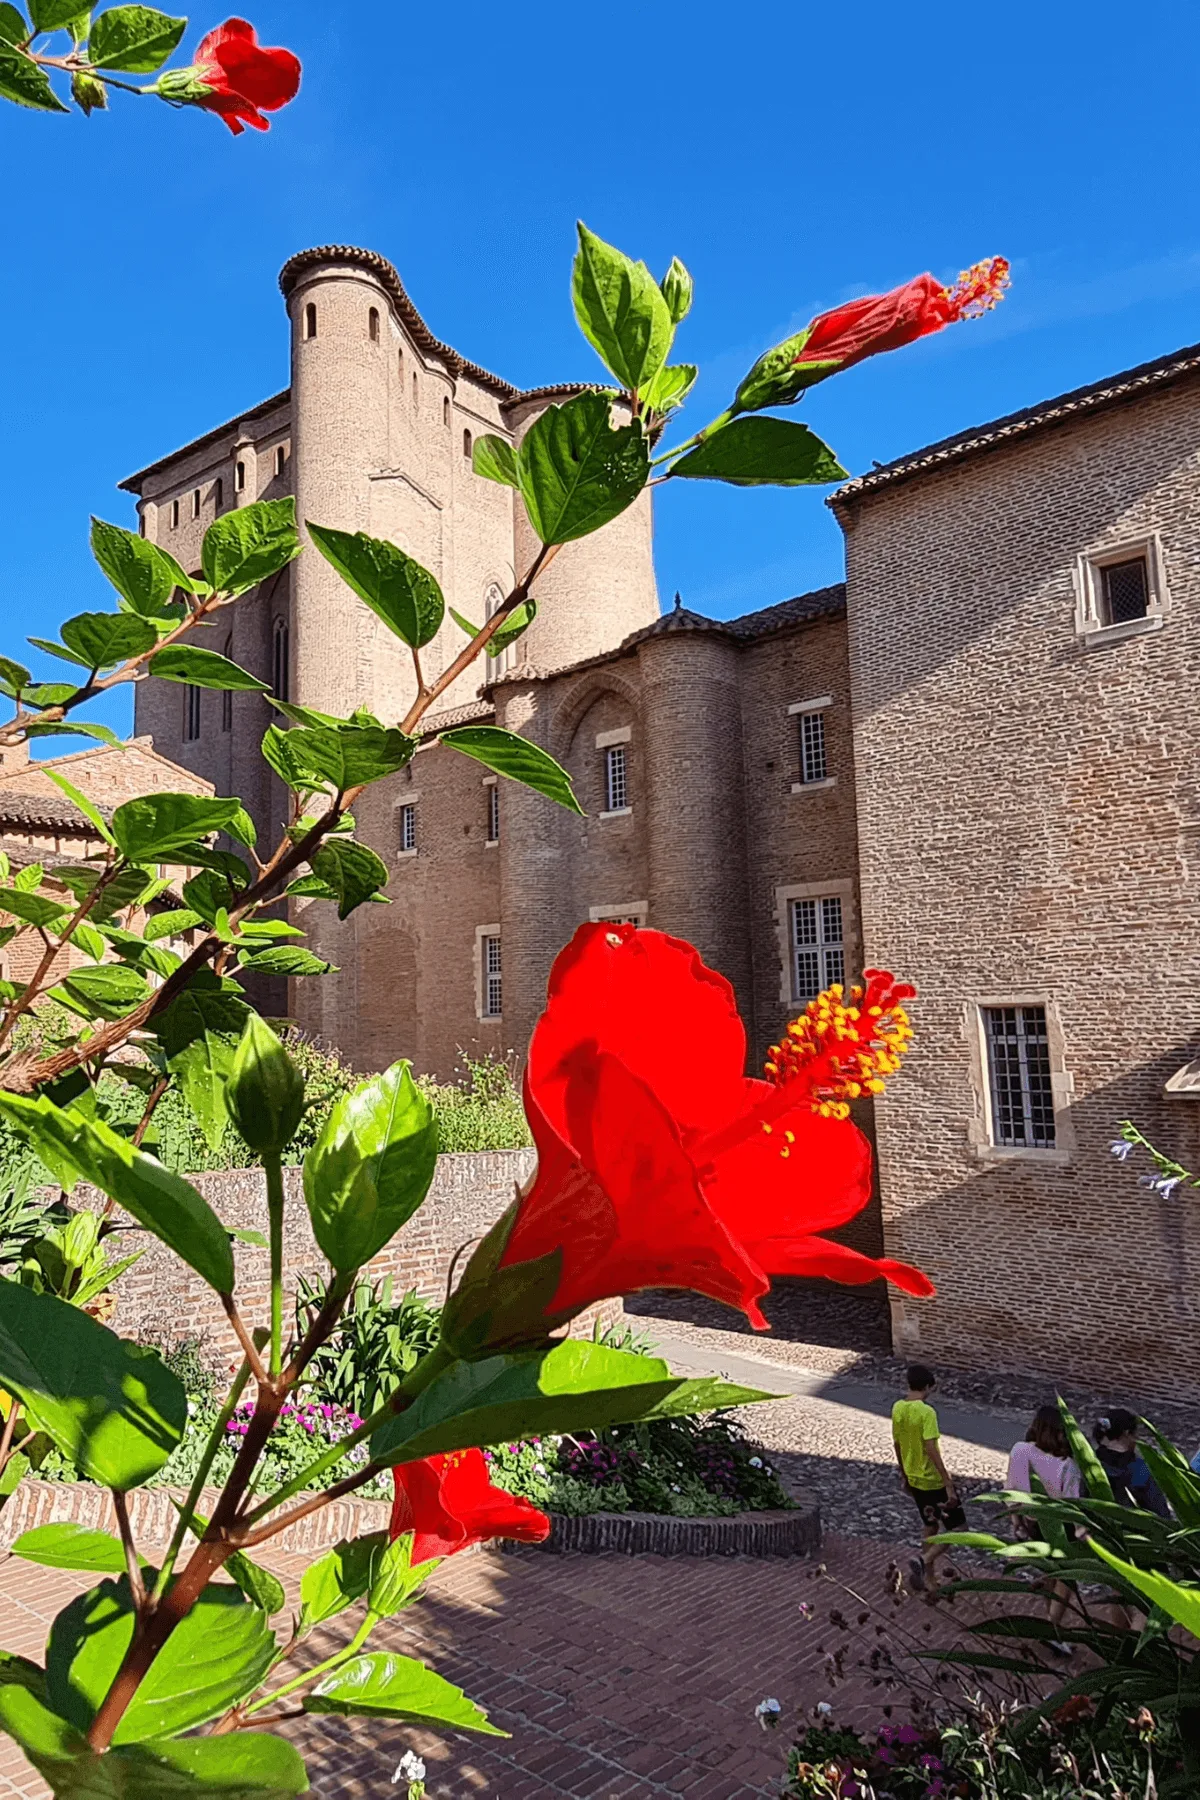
[188,19,301,135]
[449,926,933,1350]
[795,258,1010,376]
[389,1449,551,1564]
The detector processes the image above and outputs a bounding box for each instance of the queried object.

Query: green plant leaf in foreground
[201,497,299,596]
[310,838,389,919]
[572,222,673,395]
[305,1650,505,1734]
[516,390,648,545]
[296,1532,387,1635]
[88,4,186,71]
[668,417,847,486]
[0,42,70,110]
[471,434,518,487]
[372,1339,774,1464]
[149,645,270,692]
[307,524,444,648]
[0,1283,186,1488]
[154,969,252,1151]
[440,724,581,813]
[90,517,194,615]
[109,792,245,863]
[1087,1537,1200,1636]
[10,1524,135,1575]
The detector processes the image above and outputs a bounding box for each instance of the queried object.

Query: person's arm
[893,1436,908,1487]
[924,1435,957,1502]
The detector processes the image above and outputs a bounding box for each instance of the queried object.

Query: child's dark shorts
[906,1485,966,1532]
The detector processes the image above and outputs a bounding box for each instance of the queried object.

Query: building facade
[122,246,1200,1399]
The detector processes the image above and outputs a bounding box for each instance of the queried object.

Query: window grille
[221,635,233,732]
[604,743,628,812]
[799,709,828,783]
[982,1005,1056,1148]
[486,784,499,843]
[272,619,290,704]
[790,895,845,1001]
[1100,557,1149,625]
[398,803,416,853]
[481,935,502,1017]
[183,684,201,742]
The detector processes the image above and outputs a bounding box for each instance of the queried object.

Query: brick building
[119,245,1200,1398]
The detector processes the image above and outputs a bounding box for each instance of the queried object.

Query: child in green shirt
[892,1364,965,1593]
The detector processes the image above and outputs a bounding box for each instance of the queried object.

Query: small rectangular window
[235,460,246,492]
[191,489,201,520]
[982,1005,1056,1148]
[183,684,201,742]
[790,895,844,1002]
[272,620,289,703]
[171,499,180,530]
[275,445,287,477]
[486,784,499,843]
[482,934,502,1017]
[604,743,628,812]
[213,476,224,513]
[798,710,828,783]
[1100,557,1150,625]
[398,802,417,853]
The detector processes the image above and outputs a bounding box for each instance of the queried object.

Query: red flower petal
[196,17,300,112]
[699,1085,874,1244]
[751,1233,936,1298]
[390,1449,550,1564]
[798,275,953,371]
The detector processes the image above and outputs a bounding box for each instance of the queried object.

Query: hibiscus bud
[659,256,694,325]
[153,65,216,103]
[71,71,108,115]
[734,330,837,413]
[225,1014,305,1156]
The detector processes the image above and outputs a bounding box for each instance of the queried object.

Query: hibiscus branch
[234,1464,383,1551]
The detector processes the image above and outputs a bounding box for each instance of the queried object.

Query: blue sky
[4,0,1200,742]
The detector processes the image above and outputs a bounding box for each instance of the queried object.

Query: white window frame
[396,800,417,858]
[965,995,1075,1164]
[774,879,855,1007]
[588,901,648,928]
[601,741,630,817]
[786,696,836,793]
[1074,534,1168,647]
[475,925,502,1021]
[788,894,846,1003]
[484,777,499,846]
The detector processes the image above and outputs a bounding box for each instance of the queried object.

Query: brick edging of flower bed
[501,1492,821,1558]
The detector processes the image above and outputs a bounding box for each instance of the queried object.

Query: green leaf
[12,860,43,892]
[225,1014,305,1157]
[89,518,191,615]
[29,0,85,24]
[0,1284,185,1487]
[260,724,321,795]
[310,838,389,920]
[110,792,245,862]
[641,362,697,416]
[0,652,31,695]
[0,1451,31,1497]
[304,1060,438,1270]
[364,1532,427,1617]
[201,498,299,596]
[449,600,536,659]
[306,1650,504,1734]
[150,645,270,692]
[55,863,151,919]
[440,724,582,813]
[238,945,334,977]
[56,961,149,1020]
[172,1504,287,1616]
[154,970,252,1153]
[48,1574,276,1743]
[0,7,27,45]
[88,3,183,69]
[471,434,519,488]
[95,923,180,980]
[182,863,249,920]
[307,524,444,649]
[659,256,694,325]
[668,417,847,486]
[10,1523,132,1574]
[0,889,68,929]
[1086,1539,1200,1636]
[572,222,674,394]
[23,720,123,746]
[285,722,416,793]
[43,769,115,844]
[1058,1397,1114,1502]
[0,1653,45,1699]
[0,1094,236,1294]
[58,611,158,670]
[284,874,338,900]
[517,389,648,545]
[224,804,257,848]
[1139,1438,1200,1527]
[142,907,204,942]
[0,40,68,107]
[372,1339,773,1464]
[297,1532,387,1634]
[25,681,81,706]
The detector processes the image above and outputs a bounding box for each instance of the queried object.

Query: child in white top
[1006,1405,1081,1654]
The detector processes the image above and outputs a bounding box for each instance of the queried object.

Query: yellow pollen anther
[762,1122,773,1134]
[780,1146,790,1158]
[784,1130,794,1143]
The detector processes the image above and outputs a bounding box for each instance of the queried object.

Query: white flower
[755,1697,782,1730]
[393,1752,426,1786]
[186,1400,197,1416]
[749,1456,763,1469]
[671,1485,681,1493]
[1140,1173,1184,1199]
[1109,1139,1135,1162]
[815,1701,833,1718]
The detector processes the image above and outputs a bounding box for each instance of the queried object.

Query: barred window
[982,1005,1056,1148]
[482,934,502,1018]
[1099,557,1149,625]
[486,783,499,843]
[398,803,417,853]
[604,743,628,812]
[183,684,201,743]
[798,709,828,783]
[790,895,845,1002]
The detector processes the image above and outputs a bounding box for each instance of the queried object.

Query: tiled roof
[0,791,110,833]
[0,836,88,872]
[418,698,494,740]
[726,584,846,638]
[832,340,1200,506]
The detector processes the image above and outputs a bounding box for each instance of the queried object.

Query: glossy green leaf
[142,907,204,942]
[659,256,694,325]
[173,1504,287,1616]
[23,720,123,746]
[10,1523,132,1574]
[182,862,249,920]
[1057,1398,1114,1502]
[364,1532,429,1617]
[89,519,192,615]
[310,838,389,920]
[29,0,85,24]
[372,1339,773,1464]
[150,645,270,692]
[0,40,68,107]
[440,724,582,813]
[306,1650,504,1733]
[43,769,115,844]
[0,7,28,45]
[96,923,180,980]
[154,970,252,1152]
[0,1451,30,1497]
[1087,1538,1200,1636]
[284,873,338,901]
[224,804,257,848]
[0,888,68,929]
[55,863,151,919]
[285,722,416,793]
[201,497,299,596]
[304,1060,437,1270]
[48,1574,276,1742]
[89,2,182,68]
[471,434,519,487]
[238,945,334,977]
[572,222,673,394]
[12,861,43,892]
[307,524,444,649]
[668,417,847,486]
[449,600,536,659]
[225,1015,305,1157]
[27,638,94,670]
[517,390,648,545]
[0,1284,185,1487]
[56,961,149,1020]
[25,682,81,707]
[0,1093,236,1293]
[110,792,244,862]
[297,1532,387,1634]
[260,724,322,795]
[641,362,697,416]
[59,611,159,670]
[0,653,31,695]
[0,1654,45,1699]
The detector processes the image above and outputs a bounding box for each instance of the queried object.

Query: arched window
[170,499,180,530]
[213,476,224,513]
[235,460,246,492]
[304,302,317,339]
[221,634,233,732]
[275,444,287,477]
[368,306,380,342]
[485,582,511,674]
[191,488,201,520]
[272,617,290,703]
[397,347,403,378]
[442,397,450,426]
[411,372,418,409]
[463,428,473,460]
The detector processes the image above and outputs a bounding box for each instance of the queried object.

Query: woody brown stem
[220,1295,272,1390]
